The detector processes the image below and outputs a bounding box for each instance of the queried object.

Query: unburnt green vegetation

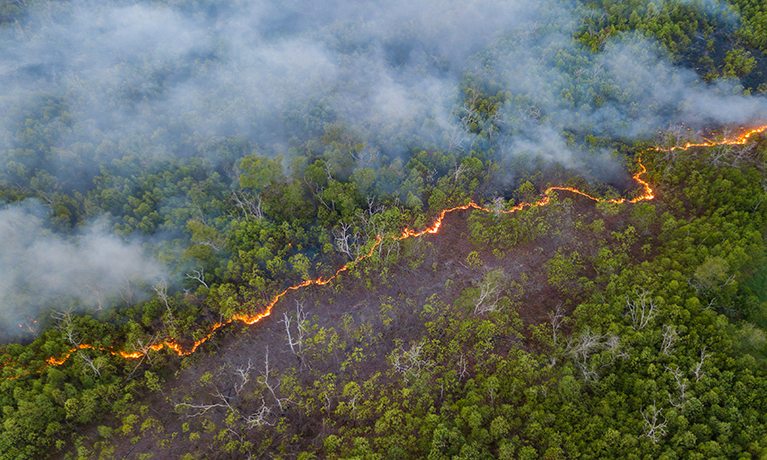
[2,0,767,459]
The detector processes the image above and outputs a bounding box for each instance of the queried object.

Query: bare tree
[187,219,225,251]
[131,334,161,365]
[243,397,274,428]
[660,325,678,355]
[549,305,567,347]
[688,256,736,296]
[154,281,175,327]
[174,388,236,418]
[282,301,308,362]
[640,403,668,443]
[490,196,505,218]
[21,317,40,335]
[448,123,466,151]
[358,199,387,237]
[457,354,469,384]
[708,139,756,167]
[567,330,627,381]
[625,289,656,331]
[116,277,139,307]
[391,341,434,384]
[84,284,105,311]
[232,190,263,222]
[473,269,508,316]
[79,352,103,377]
[333,222,361,260]
[186,268,209,289]
[457,102,479,134]
[175,358,277,428]
[693,347,710,382]
[230,359,252,393]
[258,348,286,412]
[452,162,468,186]
[52,310,80,347]
[665,365,688,408]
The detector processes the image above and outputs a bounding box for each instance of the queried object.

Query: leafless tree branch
[186,268,209,289]
[640,403,667,443]
[625,289,656,331]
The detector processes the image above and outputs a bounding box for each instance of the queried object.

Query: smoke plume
[0,201,165,340]
[0,0,765,336]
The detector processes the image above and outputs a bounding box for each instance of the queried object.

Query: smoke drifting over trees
[5,1,767,459]
[0,201,164,340]
[0,0,764,334]
[1,0,763,179]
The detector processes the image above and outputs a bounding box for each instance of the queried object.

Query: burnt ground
[91,193,651,459]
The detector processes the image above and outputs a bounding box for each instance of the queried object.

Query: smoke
[0,0,543,178]
[0,201,165,340]
[472,21,767,177]
[1,0,763,184]
[0,0,765,335]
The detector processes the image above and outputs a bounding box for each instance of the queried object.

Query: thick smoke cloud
[484,27,765,158]
[0,201,165,339]
[0,0,765,336]
[1,0,762,179]
[0,0,550,177]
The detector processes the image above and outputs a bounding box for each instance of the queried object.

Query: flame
[655,125,767,152]
[2,157,654,376]
[4,124,764,376]
[40,157,652,363]
[7,132,759,377]
[45,344,96,366]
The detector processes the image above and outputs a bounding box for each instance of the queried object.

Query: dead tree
[243,397,274,428]
[452,162,468,187]
[693,347,710,382]
[490,196,505,218]
[84,284,105,311]
[457,354,469,384]
[448,123,467,151]
[154,281,175,327]
[21,317,40,335]
[665,365,688,408]
[660,325,678,355]
[174,388,236,418]
[333,222,361,260]
[131,334,160,365]
[174,358,277,428]
[258,348,286,412]
[567,330,627,381]
[232,190,263,222]
[549,305,568,347]
[79,353,103,377]
[52,310,80,347]
[640,403,668,443]
[625,289,656,331]
[473,270,508,316]
[391,341,434,384]
[281,301,308,363]
[186,269,209,289]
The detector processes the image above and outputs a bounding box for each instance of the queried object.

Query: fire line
[654,126,767,152]
[3,125,765,377]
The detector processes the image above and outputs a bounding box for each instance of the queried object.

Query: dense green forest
[2,0,767,458]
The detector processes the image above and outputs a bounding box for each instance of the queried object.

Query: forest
[2,0,767,458]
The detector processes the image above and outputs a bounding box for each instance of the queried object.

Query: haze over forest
[1,0,765,332]
[2,0,767,458]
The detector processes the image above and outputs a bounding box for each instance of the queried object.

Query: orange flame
[2,157,656,376]
[80,157,653,361]
[45,344,96,366]
[0,141,738,377]
[655,125,767,152]
[4,122,764,376]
